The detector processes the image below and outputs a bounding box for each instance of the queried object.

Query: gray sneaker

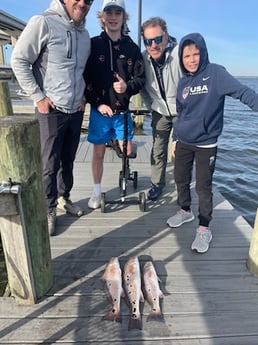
[47,208,57,236]
[167,209,195,228]
[57,196,83,217]
[191,227,212,253]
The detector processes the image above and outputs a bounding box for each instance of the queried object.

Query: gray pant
[150,111,176,188]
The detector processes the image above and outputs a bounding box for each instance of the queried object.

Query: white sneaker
[191,227,212,253]
[167,209,195,228]
[57,196,83,216]
[88,192,101,209]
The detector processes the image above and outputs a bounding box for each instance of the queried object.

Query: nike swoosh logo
[202,76,210,81]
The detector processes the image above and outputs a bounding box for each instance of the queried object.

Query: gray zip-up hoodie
[140,37,182,117]
[11,0,91,111]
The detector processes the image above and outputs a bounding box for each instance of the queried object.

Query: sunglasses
[143,35,164,46]
[83,0,94,5]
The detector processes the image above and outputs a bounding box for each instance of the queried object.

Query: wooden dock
[0,135,258,344]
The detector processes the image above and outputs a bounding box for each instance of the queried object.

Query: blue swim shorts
[87,107,134,145]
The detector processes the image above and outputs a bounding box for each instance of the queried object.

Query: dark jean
[36,108,83,212]
[174,141,217,227]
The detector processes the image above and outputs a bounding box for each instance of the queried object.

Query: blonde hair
[97,10,130,35]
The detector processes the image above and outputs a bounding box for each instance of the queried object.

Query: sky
[1,0,258,76]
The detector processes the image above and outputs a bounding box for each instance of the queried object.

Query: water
[214,77,258,227]
[138,77,258,227]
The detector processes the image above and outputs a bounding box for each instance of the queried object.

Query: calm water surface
[214,77,258,226]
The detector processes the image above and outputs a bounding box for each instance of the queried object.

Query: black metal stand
[100,111,146,213]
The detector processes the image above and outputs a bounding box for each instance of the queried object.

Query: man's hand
[78,100,86,112]
[36,96,55,114]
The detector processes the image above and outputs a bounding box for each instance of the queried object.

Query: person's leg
[87,143,106,209]
[167,142,195,228]
[58,111,83,198]
[191,146,217,253]
[87,108,112,209]
[195,146,217,226]
[148,111,174,200]
[36,109,64,212]
[57,110,84,216]
[92,144,106,184]
[36,108,65,235]
[174,142,194,209]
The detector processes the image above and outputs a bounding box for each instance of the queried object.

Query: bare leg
[92,144,106,184]
[118,140,132,155]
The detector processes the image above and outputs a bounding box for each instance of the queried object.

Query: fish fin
[146,310,165,322]
[102,309,122,323]
[128,315,142,331]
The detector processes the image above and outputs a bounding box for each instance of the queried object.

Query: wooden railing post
[247,208,258,276]
[0,116,53,304]
[0,47,13,116]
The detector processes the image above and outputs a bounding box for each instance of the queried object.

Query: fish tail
[128,315,142,331]
[146,309,165,322]
[102,309,122,323]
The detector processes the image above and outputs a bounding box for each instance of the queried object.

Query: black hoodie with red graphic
[84,31,145,113]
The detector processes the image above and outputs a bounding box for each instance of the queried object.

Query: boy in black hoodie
[84,0,145,210]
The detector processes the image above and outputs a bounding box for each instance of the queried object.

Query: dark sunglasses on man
[72,0,94,4]
[144,35,164,47]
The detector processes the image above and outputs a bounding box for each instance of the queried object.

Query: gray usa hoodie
[11,0,91,111]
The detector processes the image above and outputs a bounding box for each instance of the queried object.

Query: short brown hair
[141,17,168,37]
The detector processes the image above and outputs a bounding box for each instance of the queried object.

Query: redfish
[101,257,124,323]
[123,256,144,330]
[143,261,164,322]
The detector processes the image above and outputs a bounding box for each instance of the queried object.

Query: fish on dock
[101,257,124,323]
[123,256,144,331]
[143,261,164,322]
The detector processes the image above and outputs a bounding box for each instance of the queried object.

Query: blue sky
[1,0,258,76]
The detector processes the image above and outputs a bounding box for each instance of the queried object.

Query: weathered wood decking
[1,135,258,344]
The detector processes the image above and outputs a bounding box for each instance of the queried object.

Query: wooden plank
[0,117,53,304]
[1,312,258,343]
[1,291,258,318]
[0,134,258,344]
[0,214,36,304]
[0,194,18,216]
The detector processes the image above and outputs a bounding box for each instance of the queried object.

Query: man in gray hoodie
[11,0,93,235]
[140,17,182,201]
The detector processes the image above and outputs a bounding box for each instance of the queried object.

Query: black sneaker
[147,186,162,201]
